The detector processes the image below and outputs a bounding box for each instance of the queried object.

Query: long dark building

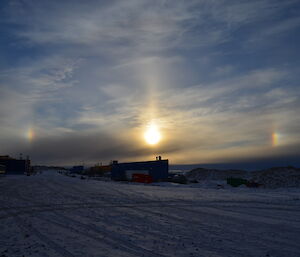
[0,155,30,175]
[111,157,169,182]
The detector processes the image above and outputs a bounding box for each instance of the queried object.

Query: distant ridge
[170,156,300,171]
[184,166,300,188]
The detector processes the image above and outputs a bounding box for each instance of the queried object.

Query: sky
[0,0,300,167]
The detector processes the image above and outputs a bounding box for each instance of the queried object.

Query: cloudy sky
[0,0,300,166]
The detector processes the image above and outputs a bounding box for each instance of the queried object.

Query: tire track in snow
[40,180,215,251]
[155,205,300,254]
[111,182,300,254]
[29,214,124,257]
[211,204,300,224]
[10,176,229,256]
[5,174,300,257]
[0,201,218,220]
[2,180,253,254]
[120,204,300,256]
[176,205,300,232]
[1,204,75,257]
[47,175,300,256]
[48,209,232,257]
[9,183,168,257]
[42,211,168,257]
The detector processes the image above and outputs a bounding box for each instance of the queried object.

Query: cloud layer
[0,0,300,165]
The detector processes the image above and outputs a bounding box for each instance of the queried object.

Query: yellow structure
[87,165,111,176]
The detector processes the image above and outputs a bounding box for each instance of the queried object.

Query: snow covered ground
[1,171,300,257]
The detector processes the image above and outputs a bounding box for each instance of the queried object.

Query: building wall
[111,160,168,181]
[0,159,30,174]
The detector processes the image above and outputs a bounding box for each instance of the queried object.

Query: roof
[113,159,168,166]
[0,155,15,160]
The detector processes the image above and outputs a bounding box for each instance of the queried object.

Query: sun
[144,123,161,145]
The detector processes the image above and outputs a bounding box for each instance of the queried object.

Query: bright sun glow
[144,123,161,145]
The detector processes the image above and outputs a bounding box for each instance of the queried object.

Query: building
[0,164,6,175]
[69,165,84,174]
[0,155,31,175]
[87,165,111,176]
[111,157,168,182]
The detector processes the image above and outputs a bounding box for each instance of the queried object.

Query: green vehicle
[227,177,248,187]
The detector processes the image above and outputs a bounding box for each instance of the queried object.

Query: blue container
[111,159,169,182]
[70,165,84,174]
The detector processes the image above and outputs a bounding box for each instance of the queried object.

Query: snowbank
[253,167,300,188]
[185,168,248,181]
[185,166,300,189]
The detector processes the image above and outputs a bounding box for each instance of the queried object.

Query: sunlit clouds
[0,0,300,165]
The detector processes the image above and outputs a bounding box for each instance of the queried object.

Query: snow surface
[1,171,300,257]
